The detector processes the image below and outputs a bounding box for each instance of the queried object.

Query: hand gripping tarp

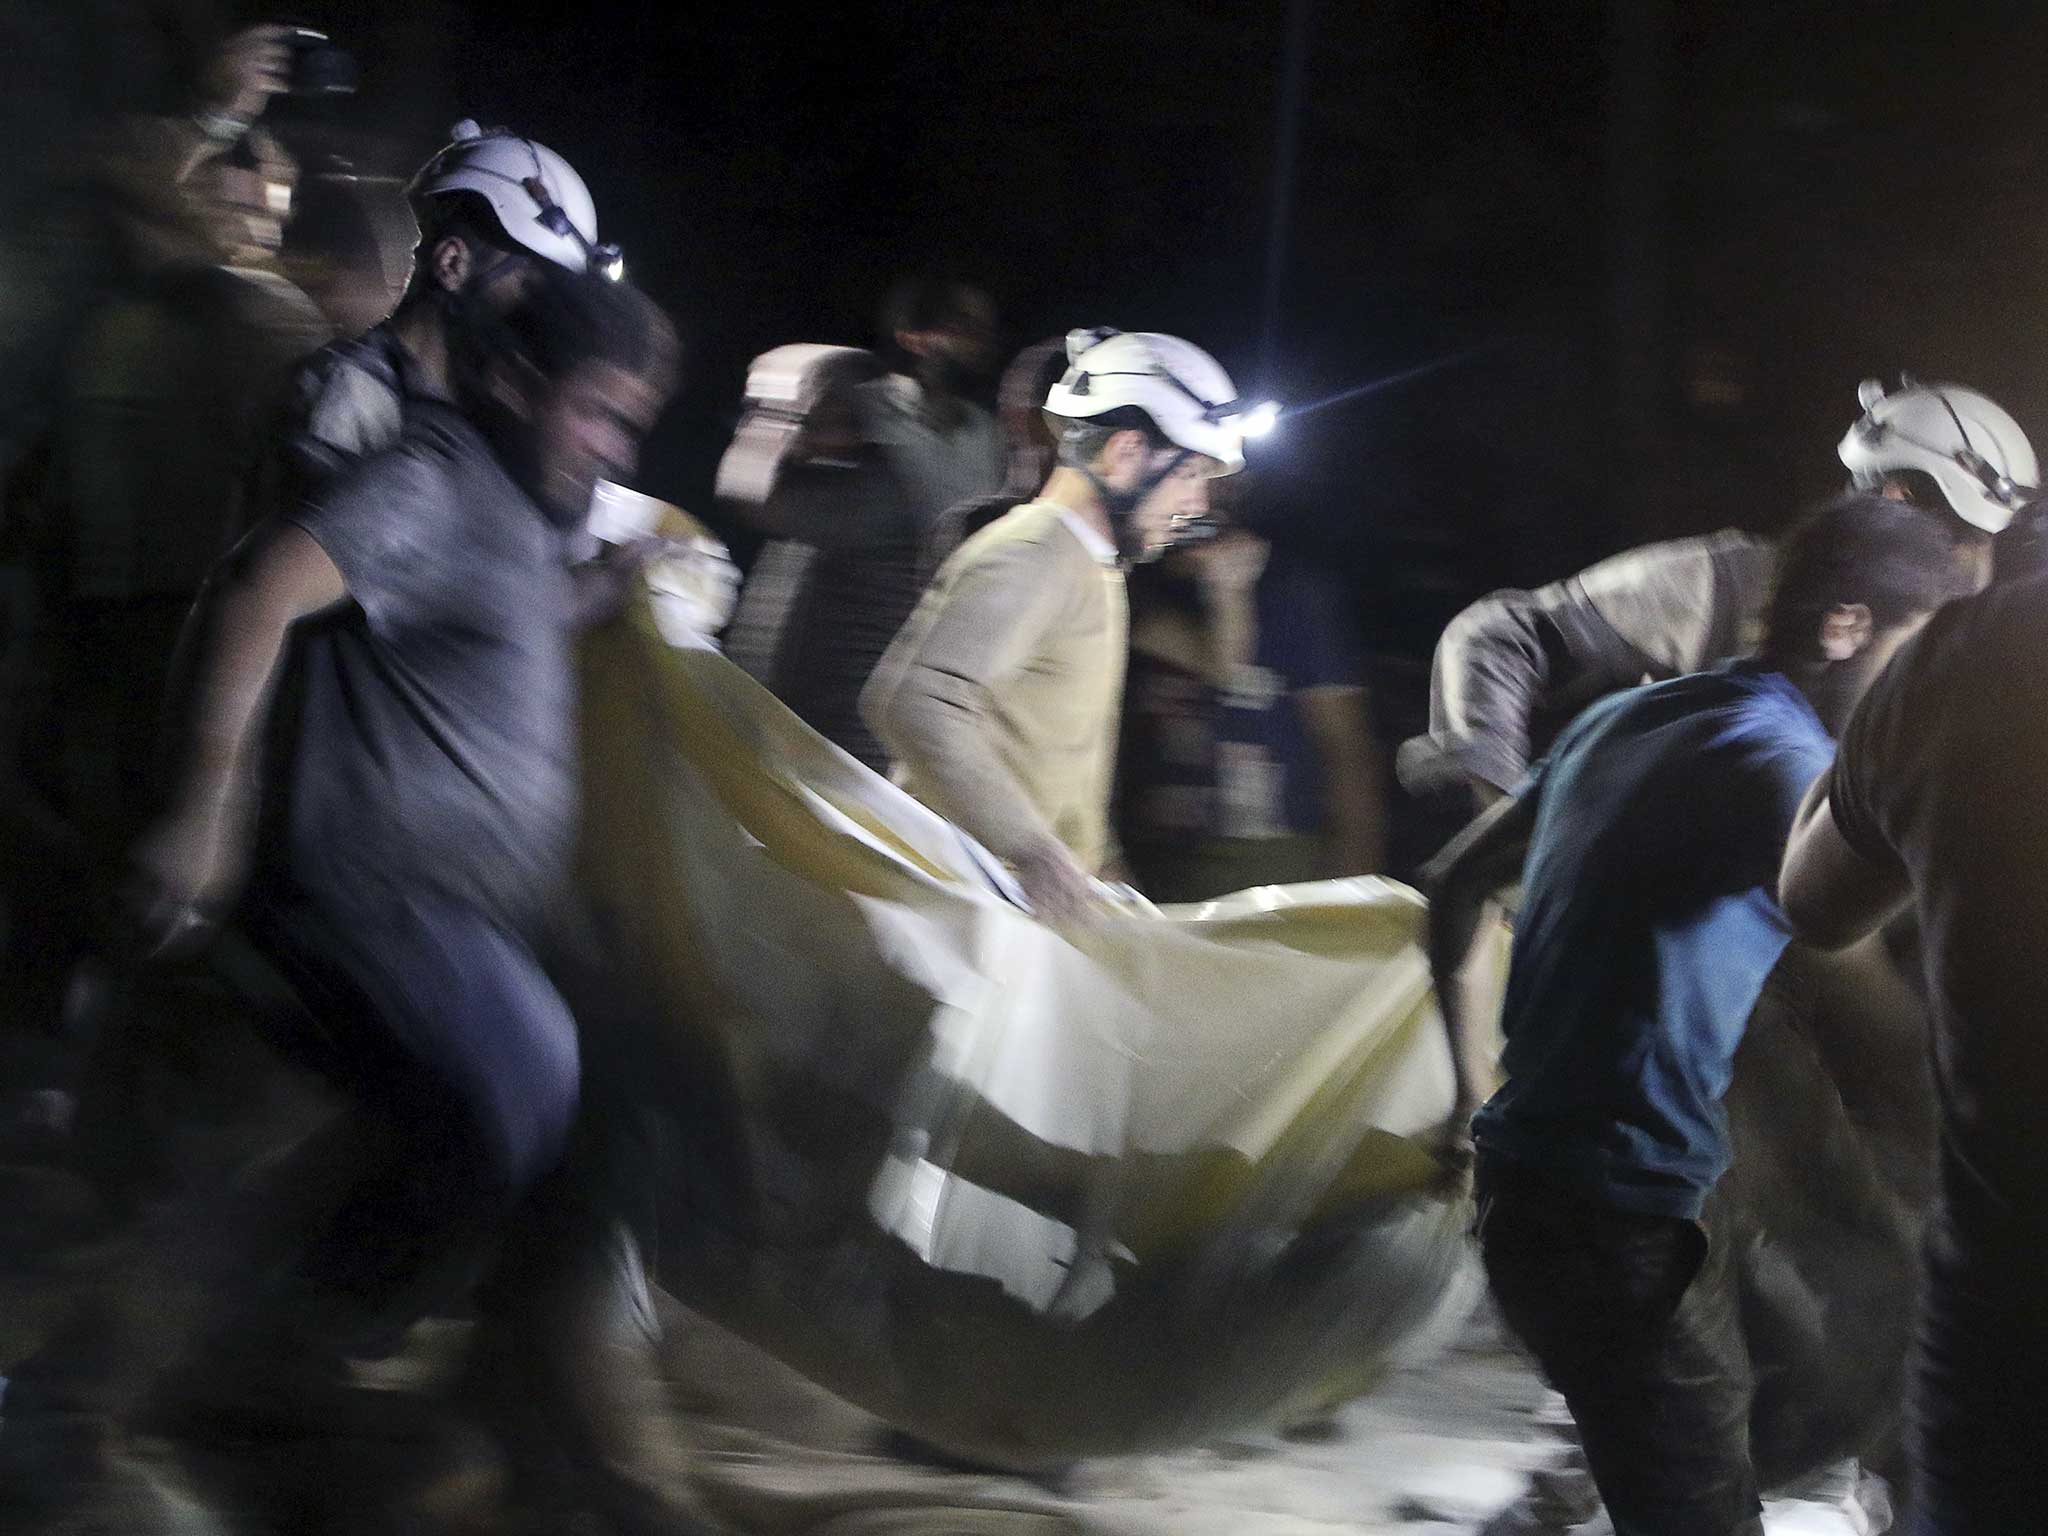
[576,603,1492,1469]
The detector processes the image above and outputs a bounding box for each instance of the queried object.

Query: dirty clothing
[1398,531,1776,797]
[271,402,580,937]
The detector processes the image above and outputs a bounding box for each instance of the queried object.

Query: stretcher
[576,597,1496,1468]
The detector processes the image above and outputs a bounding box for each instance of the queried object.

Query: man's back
[1828,578,2048,1263]
[1479,663,1833,1217]
[1399,530,1778,799]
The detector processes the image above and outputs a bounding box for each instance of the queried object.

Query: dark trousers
[1475,1154,1763,1536]
[1907,1226,2047,1534]
[232,884,585,1357]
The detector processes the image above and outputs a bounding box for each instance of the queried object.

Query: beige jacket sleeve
[861,533,1073,863]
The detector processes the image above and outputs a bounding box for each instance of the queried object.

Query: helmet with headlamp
[409,119,624,281]
[1838,377,2036,534]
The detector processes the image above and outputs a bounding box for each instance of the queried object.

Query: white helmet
[407,119,612,276]
[1838,377,2037,534]
[1043,328,1247,475]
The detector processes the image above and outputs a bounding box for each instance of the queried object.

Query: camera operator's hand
[205,24,293,125]
[127,799,251,961]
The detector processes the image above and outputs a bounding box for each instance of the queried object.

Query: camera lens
[289,37,359,98]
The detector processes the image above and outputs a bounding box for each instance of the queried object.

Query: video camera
[281,26,358,98]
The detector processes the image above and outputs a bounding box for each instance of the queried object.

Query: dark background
[13,0,2048,760]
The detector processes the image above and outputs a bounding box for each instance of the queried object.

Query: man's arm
[1420,790,1537,1129]
[1396,581,1636,804]
[132,522,348,948]
[1778,771,1912,951]
[1397,533,1764,805]
[1298,683,1387,875]
[861,536,1092,918]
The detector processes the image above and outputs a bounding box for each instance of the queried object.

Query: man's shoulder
[1852,579,2048,750]
[289,407,527,596]
[1922,577,2048,664]
[952,501,1083,561]
[293,326,411,465]
[853,373,994,416]
[1644,664,1820,736]
[850,375,919,437]
[1551,664,1808,766]
[298,323,407,391]
[303,405,479,516]
[922,504,1100,621]
[1720,668,1832,762]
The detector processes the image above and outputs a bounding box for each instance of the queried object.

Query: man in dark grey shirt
[267,400,582,938]
[1401,380,2030,814]
[122,269,718,1532]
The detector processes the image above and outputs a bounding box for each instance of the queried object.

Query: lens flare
[1242,400,1282,439]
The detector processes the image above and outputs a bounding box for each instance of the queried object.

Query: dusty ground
[0,1162,1881,1536]
[648,1301,1879,1536]
[0,1015,1881,1536]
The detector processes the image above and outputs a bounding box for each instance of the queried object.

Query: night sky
[18,0,2048,653]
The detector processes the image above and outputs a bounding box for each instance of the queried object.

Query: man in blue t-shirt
[1423,494,1983,1536]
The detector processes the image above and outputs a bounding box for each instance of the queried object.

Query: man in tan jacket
[864,328,1251,921]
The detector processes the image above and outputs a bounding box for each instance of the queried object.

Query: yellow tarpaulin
[577,602,1496,1469]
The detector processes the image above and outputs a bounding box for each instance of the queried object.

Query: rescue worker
[862,327,1247,919]
[1399,379,2033,813]
[1427,494,1983,1536]
[285,118,621,486]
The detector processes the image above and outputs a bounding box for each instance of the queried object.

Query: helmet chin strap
[1079,448,1190,565]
